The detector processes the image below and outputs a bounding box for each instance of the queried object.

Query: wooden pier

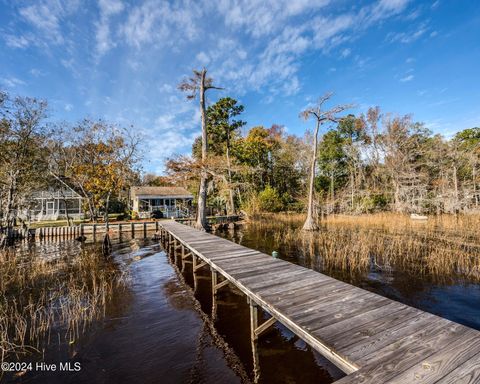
[159,220,480,383]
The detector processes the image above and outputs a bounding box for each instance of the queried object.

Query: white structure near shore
[26,188,84,221]
[130,186,193,218]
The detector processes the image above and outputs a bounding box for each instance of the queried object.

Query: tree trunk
[453,165,459,210]
[104,192,111,229]
[225,133,235,215]
[350,172,355,212]
[63,198,73,226]
[394,180,401,213]
[303,120,320,231]
[330,173,335,215]
[3,174,17,231]
[196,69,209,230]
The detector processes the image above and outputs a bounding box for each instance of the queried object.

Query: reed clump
[248,213,480,281]
[0,243,129,363]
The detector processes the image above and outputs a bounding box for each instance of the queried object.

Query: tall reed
[0,242,129,363]
[247,213,480,281]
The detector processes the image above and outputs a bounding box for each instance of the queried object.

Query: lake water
[3,219,480,384]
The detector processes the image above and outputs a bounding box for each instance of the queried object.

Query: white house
[130,186,193,218]
[26,188,84,221]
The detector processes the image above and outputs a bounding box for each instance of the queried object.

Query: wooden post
[250,302,261,383]
[131,222,135,238]
[174,240,180,265]
[143,222,147,238]
[192,255,198,292]
[212,269,218,320]
[93,224,97,240]
[172,238,177,261]
[181,245,185,272]
[80,224,84,237]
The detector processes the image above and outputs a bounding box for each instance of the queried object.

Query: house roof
[131,186,193,198]
[31,188,82,199]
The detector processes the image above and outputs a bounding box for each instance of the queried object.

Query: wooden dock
[159,220,480,383]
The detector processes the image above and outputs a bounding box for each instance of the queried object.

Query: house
[26,188,84,221]
[130,186,193,218]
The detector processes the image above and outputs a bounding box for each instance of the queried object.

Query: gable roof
[130,186,193,198]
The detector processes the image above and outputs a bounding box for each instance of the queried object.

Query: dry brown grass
[0,243,129,363]
[248,213,480,281]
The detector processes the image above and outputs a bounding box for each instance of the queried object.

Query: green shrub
[258,185,283,212]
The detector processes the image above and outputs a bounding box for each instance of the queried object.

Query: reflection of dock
[160,220,480,383]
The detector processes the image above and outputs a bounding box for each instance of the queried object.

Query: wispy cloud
[95,0,125,56]
[400,74,414,82]
[1,77,26,88]
[388,22,428,43]
[18,1,71,44]
[217,0,331,37]
[341,48,352,58]
[4,34,30,49]
[120,0,200,48]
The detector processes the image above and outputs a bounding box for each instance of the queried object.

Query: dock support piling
[192,255,198,292]
[181,245,185,272]
[212,270,218,320]
[250,302,261,383]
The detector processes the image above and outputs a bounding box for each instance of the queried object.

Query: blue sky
[1,0,479,173]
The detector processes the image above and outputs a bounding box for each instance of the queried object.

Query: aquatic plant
[0,242,129,363]
[246,213,480,281]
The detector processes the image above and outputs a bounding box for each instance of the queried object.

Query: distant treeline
[162,97,479,215]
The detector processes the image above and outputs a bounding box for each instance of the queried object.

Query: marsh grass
[247,213,480,281]
[0,243,129,363]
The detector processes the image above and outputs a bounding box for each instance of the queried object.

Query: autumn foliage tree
[48,120,141,222]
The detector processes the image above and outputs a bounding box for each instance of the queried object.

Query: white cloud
[4,34,30,49]
[29,69,45,77]
[193,0,413,98]
[1,77,26,88]
[217,0,331,37]
[99,0,124,15]
[388,22,429,43]
[120,0,200,48]
[400,74,414,82]
[196,51,210,65]
[341,48,352,58]
[18,0,78,45]
[366,0,411,24]
[95,0,125,56]
[64,103,74,111]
